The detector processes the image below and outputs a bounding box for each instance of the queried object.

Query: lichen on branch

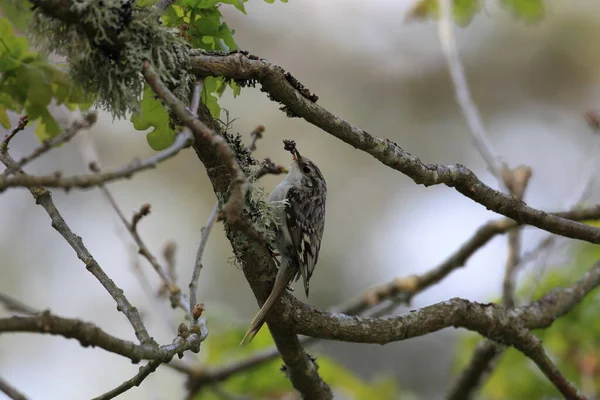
[29,0,192,118]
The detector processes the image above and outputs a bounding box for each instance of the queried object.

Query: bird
[240,140,327,344]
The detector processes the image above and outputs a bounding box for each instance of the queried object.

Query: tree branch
[93,179,190,316]
[2,112,97,177]
[501,166,532,308]
[92,360,162,400]
[450,112,600,397]
[183,205,600,393]
[189,203,218,323]
[278,260,600,343]
[0,293,38,315]
[190,52,600,245]
[141,61,247,224]
[1,115,29,150]
[0,129,193,192]
[341,205,600,314]
[0,150,154,346]
[0,376,28,400]
[187,259,599,397]
[141,60,332,399]
[437,0,507,182]
[0,311,204,363]
[446,341,502,400]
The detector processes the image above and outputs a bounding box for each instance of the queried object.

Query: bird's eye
[303,166,310,174]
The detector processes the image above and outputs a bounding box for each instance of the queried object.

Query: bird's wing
[285,187,325,297]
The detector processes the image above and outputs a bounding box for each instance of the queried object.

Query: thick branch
[141,60,331,399]
[281,261,600,343]
[190,52,600,245]
[141,61,247,224]
[185,205,600,392]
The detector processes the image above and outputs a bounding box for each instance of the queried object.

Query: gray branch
[0,376,28,400]
[0,149,154,346]
[0,129,193,192]
[189,52,600,246]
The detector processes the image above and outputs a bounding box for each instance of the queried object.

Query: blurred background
[2,0,600,398]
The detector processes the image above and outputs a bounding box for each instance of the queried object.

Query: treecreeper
[241,140,327,344]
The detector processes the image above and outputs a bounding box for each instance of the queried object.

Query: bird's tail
[240,261,296,345]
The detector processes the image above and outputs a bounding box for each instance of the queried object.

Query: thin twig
[253,157,287,180]
[131,203,151,232]
[446,341,503,400]
[92,314,208,400]
[0,311,206,362]
[438,0,507,183]
[190,79,204,115]
[0,376,28,400]
[189,204,219,324]
[0,129,193,192]
[160,241,178,296]
[3,112,97,177]
[91,173,190,316]
[0,293,38,315]
[92,360,162,400]
[502,165,532,308]
[0,150,154,346]
[78,126,180,334]
[248,125,265,152]
[1,115,29,150]
[524,111,600,301]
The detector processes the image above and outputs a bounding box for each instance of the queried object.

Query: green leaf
[220,0,247,14]
[131,85,175,150]
[0,0,34,31]
[219,23,238,51]
[136,0,158,6]
[0,104,10,128]
[32,108,61,141]
[15,65,53,107]
[407,0,481,26]
[0,55,20,72]
[146,127,176,151]
[201,76,221,119]
[0,18,29,60]
[229,80,241,97]
[501,0,544,21]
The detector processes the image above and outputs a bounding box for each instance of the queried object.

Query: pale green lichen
[227,254,244,270]
[244,179,289,246]
[29,0,192,118]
